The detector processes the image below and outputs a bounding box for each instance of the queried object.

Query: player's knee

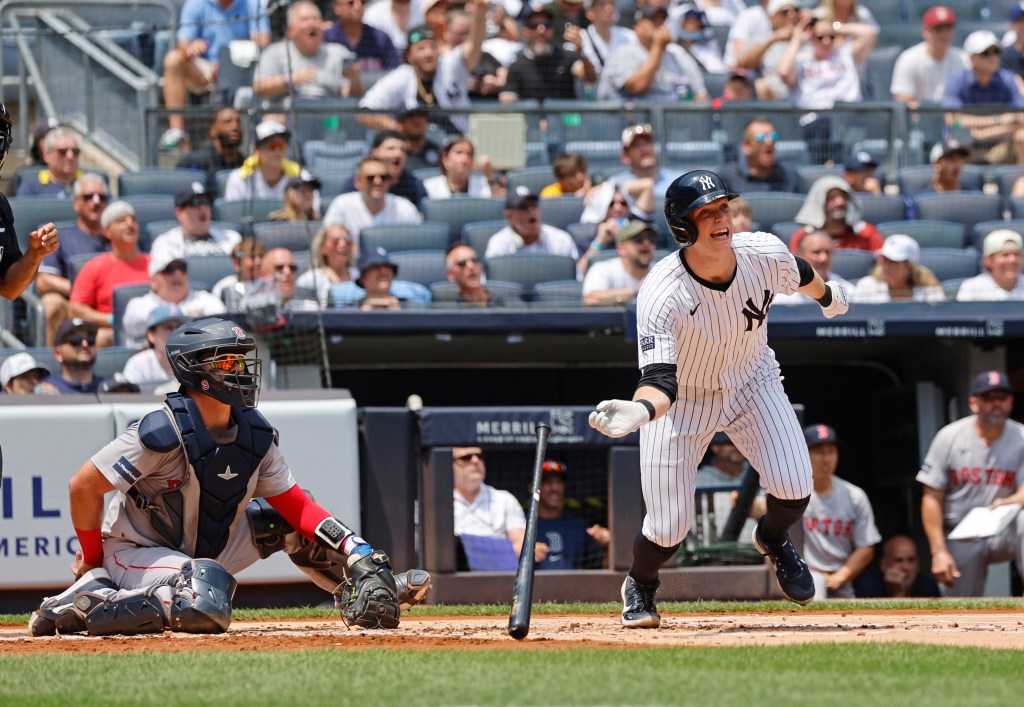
[246,497,295,559]
[167,559,237,634]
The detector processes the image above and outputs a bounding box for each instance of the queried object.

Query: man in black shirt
[718,117,798,193]
[499,7,596,102]
[175,107,247,191]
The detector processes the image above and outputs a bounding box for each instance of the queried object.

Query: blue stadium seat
[507,166,557,195]
[484,253,577,291]
[971,220,1024,251]
[422,197,506,241]
[361,222,451,253]
[118,168,208,198]
[876,220,966,249]
[213,199,283,235]
[831,249,876,281]
[857,194,907,224]
[461,220,509,254]
[9,197,76,250]
[918,247,980,281]
[122,195,176,238]
[389,250,448,288]
[897,165,985,196]
[252,221,320,252]
[914,193,1002,235]
[532,279,583,305]
[740,192,806,230]
[540,196,585,230]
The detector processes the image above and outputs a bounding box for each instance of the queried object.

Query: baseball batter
[29,317,430,636]
[918,370,1024,597]
[589,169,849,627]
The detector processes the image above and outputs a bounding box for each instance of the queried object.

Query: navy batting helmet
[664,170,739,247]
[0,102,12,169]
[165,317,262,408]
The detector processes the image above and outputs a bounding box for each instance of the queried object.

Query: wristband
[636,399,656,421]
[815,284,833,307]
[590,240,606,251]
[75,527,103,567]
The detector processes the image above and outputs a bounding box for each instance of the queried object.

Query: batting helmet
[165,317,262,409]
[0,102,12,169]
[663,170,739,247]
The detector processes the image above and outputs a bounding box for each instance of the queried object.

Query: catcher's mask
[165,317,262,408]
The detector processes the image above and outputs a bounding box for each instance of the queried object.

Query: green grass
[1,644,1022,706]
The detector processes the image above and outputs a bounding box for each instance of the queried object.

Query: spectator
[924,138,972,193]
[943,30,1024,165]
[597,6,708,102]
[253,1,362,102]
[1,352,57,395]
[330,246,431,309]
[17,127,83,198]
[606,123,677,199]
[258,247,319,312]
[891,5,967,108]
[49,318,104,394]
[957,229,1024,301]
[397,106,442,171]
[213,236,267,307]
[160,0,270,150]
[801,423,881,600]
[359,7,489,134]
[789,176,883,253]
[484,187,580,263]
[673,7,726,74]
[719,117,799,193]
[918,370,1024,596]
[35,174,111,347]
[851,233,945,303]
[774,229,852,305]
[68,201,151,348]
[296,224,357,306]
[323,0,402,72]
[540,153,591,198]
[580,0,637,77]
[150,182,243,263]
[535,460,610,570]
[121,305,190,387]
[223,121,304,202]
[710,70,755,108]
[582,219,656,305]
[813,0,878,67]
[363,0,421,52]
[723,0,773,71]
[693,432,764,544]
[422,0,451,48]
[339,130,428,208]
[736,0,801,101]
[28,117,60,166]
[175,107,247,185]
[499,7,596,102]
[424,137,492,199]
[322,157,422,250]
[541,0,587,46]
[843,151,882,194]
[1003,2,1024,87]
[729,196,753,232]
[122,254,226,349]
[452,446,548,565]
[442,241,518,306]
[578,177,652,247]
[268,170,323,221]
[854,534,941,598]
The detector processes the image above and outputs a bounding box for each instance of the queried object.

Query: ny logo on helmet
[697,175,716,191]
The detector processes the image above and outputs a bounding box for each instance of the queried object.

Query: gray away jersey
[802,476,881,572]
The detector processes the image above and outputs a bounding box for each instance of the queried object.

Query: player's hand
[931,549,960,587]
[589,399,650,438]
[70,550,98,580]
[29,222,60,257]
[533,542,549,563]
[819,280,848,318]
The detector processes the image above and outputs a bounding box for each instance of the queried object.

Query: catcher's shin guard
[28,568,117,636]
[167,559,237,633]
[338,551,401,629]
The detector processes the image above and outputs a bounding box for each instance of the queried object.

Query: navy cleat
[753,518,814,605]
[621,576,661,628]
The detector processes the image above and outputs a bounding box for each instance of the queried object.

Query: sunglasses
[65,335,97,347]
[629,233,658,244]
[55,146,81,156]
[454,451,483,463]
[274,263,299,272]
[752,131,779,143]
[611,199,629,207]
[363,172,391,183]
[80,192,108,203]
[525,21,551,30]
[160,262,188,275]
[813,33,835,41]
[204,352,249,373]
[454,256,481,267]
[261,137,288,151]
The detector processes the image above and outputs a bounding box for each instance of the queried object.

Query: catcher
[29,317,430,636]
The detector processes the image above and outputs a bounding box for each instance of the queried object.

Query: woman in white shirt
[423,137,492,199]
[852,234,945,303]
[296,223,360,306]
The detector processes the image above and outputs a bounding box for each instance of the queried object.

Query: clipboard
[948,503,1021,541]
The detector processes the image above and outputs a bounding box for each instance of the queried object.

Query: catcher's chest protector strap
[159,393,275,558]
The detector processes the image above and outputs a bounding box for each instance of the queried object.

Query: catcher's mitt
[335,551,400,629]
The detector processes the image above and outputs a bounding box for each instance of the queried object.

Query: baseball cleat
[394,569,432,611]
[28,568,116,637]
[621,576,661,628]
[753,519,814,605]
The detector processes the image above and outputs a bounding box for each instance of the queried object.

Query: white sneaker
[159,127,188,151]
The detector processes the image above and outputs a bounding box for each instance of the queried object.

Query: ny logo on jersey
[741,290,774,331]
[697,175,716,191]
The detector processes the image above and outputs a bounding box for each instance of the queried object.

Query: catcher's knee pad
[286,534,350,594]
[247,497,296,559]
[167,559,238,634]
[339,551,400,629]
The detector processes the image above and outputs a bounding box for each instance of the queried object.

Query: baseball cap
[287,168,322,191]
[1,352,50,388]
[406,25,435,47]
[964,29,1000,56]
[357,246,398,285]
[55,318,98,346]
[1010,2,1024,22]
[395,102,428,120]
[929,137,970,163]
[149,253,188,278]
[541,460,567,476]
[174,180,211,208]
[710,431,732,445]
[877,234,921,263]
[803,424,841,448]
[506,185,539,209]
[255,120,290,145]
[766,0,797,16]
[621,123,653,148]
[638,5,668,21]
[843,151,878,171]
[970,370,1013,396]
[923,5,956,28]
[146,304,189,331]
[615,219,657,244]
[100,200,136,229]
[983,228,1024,257]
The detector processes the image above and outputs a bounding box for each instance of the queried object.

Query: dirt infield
[3,609,1024,653]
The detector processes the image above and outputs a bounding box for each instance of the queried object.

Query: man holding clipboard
[918,370,1024,596]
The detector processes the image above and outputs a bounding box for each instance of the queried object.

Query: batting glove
[819,280,849,319]
[588,399,650,438]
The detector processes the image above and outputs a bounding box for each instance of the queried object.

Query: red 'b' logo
[989,372,1001,385]
[232,326,246,339]
[816,425,829,440]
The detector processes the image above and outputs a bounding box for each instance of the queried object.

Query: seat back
[186,254,236,292]
[918,247,981,281]
[461,220,508,254]
[857,193,907,223]
[10,197,77,250]
[539,196,585,231]
[118,168,208,198]
[914,193,1002,234]
[69,252,102,286]
[484,253,578,292]
[831,249,876,281]
[213,198,284,235]
[421,197,506,241]
[532,279,583,305]
[507,166,557,195]
[361,222,451,253]
[121,195,177,238]
[876,220,966,249]
[389,250,449,287]
[740,192,806,230]
[251,221,321,252]
[897,165,985,196]
[111,283,153,347]
[971,219,1024,251]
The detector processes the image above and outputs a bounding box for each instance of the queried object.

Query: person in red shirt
[788,175,884,253]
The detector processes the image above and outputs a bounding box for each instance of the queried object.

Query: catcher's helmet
[0,102,12,169]
[664,170,739,247]
[165,317,262,409]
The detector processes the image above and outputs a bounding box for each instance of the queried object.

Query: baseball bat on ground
[507,422,551,640]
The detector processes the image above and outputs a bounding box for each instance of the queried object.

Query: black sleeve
[0,193,22,279]
[795,255,815,287]
[637,363,677,405]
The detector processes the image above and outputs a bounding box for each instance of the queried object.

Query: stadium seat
[9,197,76,250]
[361,222,451,253]
[507,166,557,195]
[876,220,966,249]
[389,250,448,288]
[918,247,981,282]
[532,279,583,305]
[461,220,508,254]
[118,168,208,198]
[914,193,1002,235]
[111,283,152,347]
[540,196,585,230]
[770,221,802,242]
[316,169,355,201]
[252,221,320,252]
[857,193,907,224]
[69,252,101,286]
[942,277,968,300]
[740,192,806,230]
[896,165,985,196]
[831,249,876,281]
[664,141,725,170]
[422,197,506,241]
[774,140,812,167]
[213,198,283,235]
[430,279,525,305]
[122,195,177,238]
[484,253,578,291]
[797,166,841,194]
[971,220,1024,251]
[301,139,368,173]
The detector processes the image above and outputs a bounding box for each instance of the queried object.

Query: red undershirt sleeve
[265,484,332,539]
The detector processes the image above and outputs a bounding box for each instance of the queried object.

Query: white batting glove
[820,280,849,319]
[588,399,650,438]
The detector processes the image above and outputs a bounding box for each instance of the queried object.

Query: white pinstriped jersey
[636,232,801,391]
